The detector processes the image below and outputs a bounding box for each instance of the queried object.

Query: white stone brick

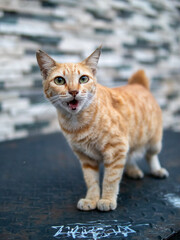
[138,32,163,44]
[0,36,23,56]
[162,110,174,129]
[156,96,167,108]
[2,98,30,113]
[41,118,59,134]
[99,53,121,67]
[131,0,157,16]
[133,51,156,62]
[127,15,152,29]
[111,1,130,10]
[0,124,14,136]
[59,38,96,54]
[169,98,180,113]
[0,113,13,125]
[5,79,33,89]
[13,114,34,125]
[118,69,134,80]
[53,54,81,64]
[0,19,57,37]
[23,103,56,120]
[0,91,19,100]
[0,0,41,11]
[0,57,34,73]
[167,56,180,68]
[13,130,28,140]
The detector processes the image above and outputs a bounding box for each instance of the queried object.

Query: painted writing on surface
[52,220,148,239]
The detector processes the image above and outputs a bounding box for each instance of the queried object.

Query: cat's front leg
[74,150,100,211]
[97,142,128,211]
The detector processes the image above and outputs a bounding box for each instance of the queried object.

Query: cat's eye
[79,75,89,84]
[54,76,66,85]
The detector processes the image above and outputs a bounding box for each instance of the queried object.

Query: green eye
[79,75,89,84]
[54,77,66,85]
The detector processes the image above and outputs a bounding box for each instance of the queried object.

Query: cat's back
[97,83,161,114]
[97,82,162,146]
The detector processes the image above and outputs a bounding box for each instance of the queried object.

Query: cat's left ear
[82,45,102,75]
[36,50,56,80]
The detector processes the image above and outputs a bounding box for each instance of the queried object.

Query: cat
[36,46,169,211]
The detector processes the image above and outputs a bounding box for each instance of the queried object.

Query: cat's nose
[69,90,79,97]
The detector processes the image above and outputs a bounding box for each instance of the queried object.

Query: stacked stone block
[0,0,180,141]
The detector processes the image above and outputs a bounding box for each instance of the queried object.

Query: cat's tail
[128,70,150,90]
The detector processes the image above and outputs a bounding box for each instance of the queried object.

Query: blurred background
[0,0,180,142]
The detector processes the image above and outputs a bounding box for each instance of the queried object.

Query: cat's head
[36,46,101,114]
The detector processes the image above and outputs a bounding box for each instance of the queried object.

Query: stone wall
[0,0,180,141]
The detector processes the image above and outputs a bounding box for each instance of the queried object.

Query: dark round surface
[0,130,180,240]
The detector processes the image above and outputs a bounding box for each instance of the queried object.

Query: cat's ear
[82,45,102,75]
[36,50,56,79]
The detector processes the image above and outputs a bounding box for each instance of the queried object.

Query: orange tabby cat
[36,46,169,211]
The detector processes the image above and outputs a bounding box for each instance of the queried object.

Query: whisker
[51,99,60,104]
[53,101,61,108]
[49,95,60,100]
[50,99,58,103]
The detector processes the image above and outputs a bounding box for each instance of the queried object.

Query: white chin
[65,105,79,113]
[69,108,80,113]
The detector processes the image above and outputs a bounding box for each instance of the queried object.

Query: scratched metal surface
[0,130,180,240]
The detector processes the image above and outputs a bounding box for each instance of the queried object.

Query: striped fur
[36,47,169,212]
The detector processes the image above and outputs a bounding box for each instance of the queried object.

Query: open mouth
[67,99,79,110]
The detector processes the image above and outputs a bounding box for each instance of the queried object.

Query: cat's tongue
[68,99,78,110]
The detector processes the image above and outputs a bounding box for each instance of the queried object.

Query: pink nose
[69,90,79,97]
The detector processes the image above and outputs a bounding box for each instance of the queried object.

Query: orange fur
[36,47,169,212]
[128,69,150,90]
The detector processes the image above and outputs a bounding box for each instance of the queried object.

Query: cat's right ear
[36,50,56,79]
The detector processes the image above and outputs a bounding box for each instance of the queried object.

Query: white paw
[77,198,97,211]
[152,168,169,178]
[97,199,117,211]
[125,168,144,179]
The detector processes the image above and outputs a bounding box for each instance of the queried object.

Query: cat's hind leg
[125,150,144,179]
[146,142,169,178]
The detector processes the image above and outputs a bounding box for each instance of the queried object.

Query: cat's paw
[151,168,169,178]
[97,199,117,211]
[77,198,97,211]
[125,168,144,179]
